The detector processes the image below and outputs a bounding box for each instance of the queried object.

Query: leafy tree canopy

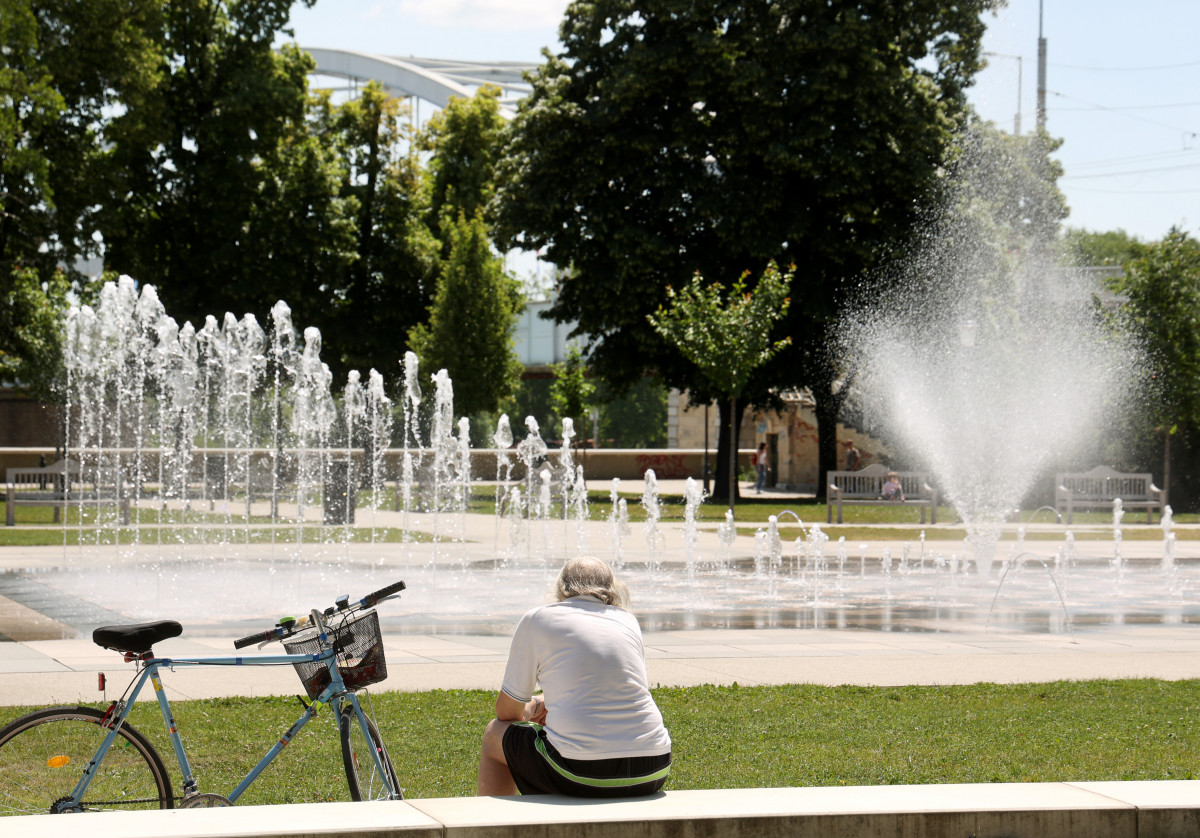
[550,342,595,440]
[649,261,792,503]
[1064,227,1141,267]
[648,262,793,401]
[1109,228,1200,429]
[495,0,998,493]
[313,81,440,381]
[419,84,508,236]
[408,212,524,418]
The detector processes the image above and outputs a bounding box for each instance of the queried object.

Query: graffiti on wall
[635,453,690,479]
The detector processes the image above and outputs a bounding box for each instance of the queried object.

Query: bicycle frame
[67,641,398,808]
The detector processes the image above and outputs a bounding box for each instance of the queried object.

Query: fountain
[843,130,1141,578]
[9,267,1190,638]
[4,129,1196,640]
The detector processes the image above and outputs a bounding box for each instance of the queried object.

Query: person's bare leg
[477,719,518,795]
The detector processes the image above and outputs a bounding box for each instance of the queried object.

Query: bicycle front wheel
[0,706,173,816]
[339,704,399,801]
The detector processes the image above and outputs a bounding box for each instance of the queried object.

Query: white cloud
[395,0,568,31]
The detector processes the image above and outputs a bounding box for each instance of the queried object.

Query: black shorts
[501,722,671,798]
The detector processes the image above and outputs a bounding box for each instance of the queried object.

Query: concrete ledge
[7,782,1200,838]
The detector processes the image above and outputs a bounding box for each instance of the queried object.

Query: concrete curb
[6,782,1199,837]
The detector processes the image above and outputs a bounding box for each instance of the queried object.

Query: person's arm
[495,690,546,723]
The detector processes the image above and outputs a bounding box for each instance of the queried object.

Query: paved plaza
[1,480,1197,706]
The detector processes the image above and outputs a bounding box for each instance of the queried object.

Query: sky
[286,0,1200,242]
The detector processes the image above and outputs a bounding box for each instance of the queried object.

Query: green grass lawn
[1,680,1194,804]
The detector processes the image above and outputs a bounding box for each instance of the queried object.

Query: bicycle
[0,579,407,815]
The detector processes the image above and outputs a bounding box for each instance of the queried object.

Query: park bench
[827,463,938,524]
[1055,465,1163,524]
[4,459,130,526]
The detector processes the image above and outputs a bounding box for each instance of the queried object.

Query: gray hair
[554,556,629,610]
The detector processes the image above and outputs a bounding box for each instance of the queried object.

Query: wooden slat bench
[827,463,938,524]
[5,460,130,526]
[1055,465,1163,524]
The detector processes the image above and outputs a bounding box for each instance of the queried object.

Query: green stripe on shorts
[516,723,671,788]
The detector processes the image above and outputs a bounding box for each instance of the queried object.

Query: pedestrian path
[3,621,1198,708]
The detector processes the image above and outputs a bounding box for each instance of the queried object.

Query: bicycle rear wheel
[0,706,173,815]
[339,704,399,800]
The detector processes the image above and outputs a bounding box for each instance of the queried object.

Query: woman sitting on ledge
[477,556,673,797]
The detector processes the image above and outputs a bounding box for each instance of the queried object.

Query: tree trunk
[710,399,743,506]
[1163,428,1172,511]
[810,374,846,505]
[728,395,737,513]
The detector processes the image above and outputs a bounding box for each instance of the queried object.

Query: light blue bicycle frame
[66,632,398,807]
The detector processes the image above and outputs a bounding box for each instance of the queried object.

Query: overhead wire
[1050,59,1200,72]
[1049,90,1199,135]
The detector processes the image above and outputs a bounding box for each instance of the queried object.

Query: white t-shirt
[501,596,672,760]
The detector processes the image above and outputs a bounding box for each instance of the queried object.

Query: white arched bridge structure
[304,47,538,121]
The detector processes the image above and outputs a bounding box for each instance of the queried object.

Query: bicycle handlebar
[361,579,406,608]
[231,579,405,650]
[233,628,282,650]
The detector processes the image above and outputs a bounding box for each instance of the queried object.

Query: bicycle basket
[283,609,387,700]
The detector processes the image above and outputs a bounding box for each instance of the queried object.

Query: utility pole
[1037,0,1047,131]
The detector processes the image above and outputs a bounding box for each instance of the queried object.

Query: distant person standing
[753,442,768,494]
[844,442,861,472]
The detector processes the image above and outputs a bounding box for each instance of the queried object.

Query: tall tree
[1,0,62,282]
[317,82,440,381]
[495,0,997,501]
[100,1,317,324]
[649,262,792,507]
[408,211,524,418]
[1,0,161,281]
[1,0,159,396]
[1108,229,1200,506]
[419,84,507,236]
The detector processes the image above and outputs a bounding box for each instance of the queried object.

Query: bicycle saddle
[93,620,183,654]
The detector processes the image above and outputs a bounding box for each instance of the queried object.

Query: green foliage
[650,262,791,502]
[649,262,793,400]
[0,0,161,282]
[315,81,441,381]
[408,212,524,418]
[1064,227,1141,267]
[419,85,508,236]
[549,343,595,441]
[0,0,64,279]
[505,376,554,439]
[0,0,158,385]
[495,0,998,495]
[596,376,668,448]
[0,267,72,397]
[101,2,317,321]
[1109,228,1200,429]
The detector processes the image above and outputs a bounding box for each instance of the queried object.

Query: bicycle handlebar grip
[233,629,278,650]
[362,579,406,608]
